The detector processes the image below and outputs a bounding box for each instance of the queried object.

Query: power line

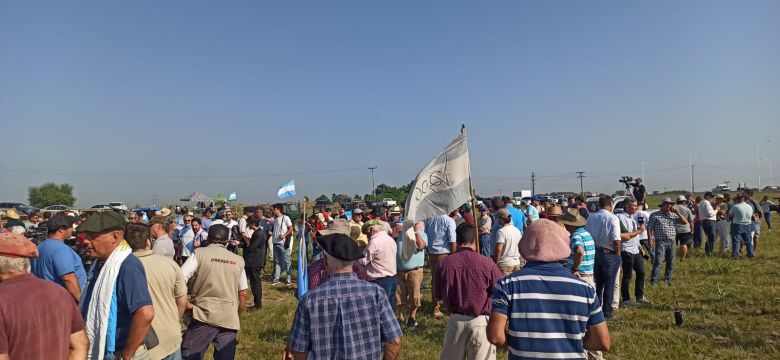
[0,166,370,179]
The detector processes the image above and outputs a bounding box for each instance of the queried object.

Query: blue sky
[1,1,778,207]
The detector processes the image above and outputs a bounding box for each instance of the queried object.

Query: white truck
[380,198,397,207]
[712,184,731,193]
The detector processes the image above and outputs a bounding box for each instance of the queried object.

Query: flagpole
[461,124,481,253]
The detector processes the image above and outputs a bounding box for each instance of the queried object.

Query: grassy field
[218,192,780,359]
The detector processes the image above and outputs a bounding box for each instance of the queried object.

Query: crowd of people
[0,187,775,360]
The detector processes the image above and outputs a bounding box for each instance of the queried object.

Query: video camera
[619,176,634,187]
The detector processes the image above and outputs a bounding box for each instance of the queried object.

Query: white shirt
[181,255,249,291]
[698,200,717,221]
[495,225,522,268]
[273,215,293,243]
[633,210,650,240]
[584,209,621,251]
[179,227,195,257]
[617,213,640,254]
[239,216,253,239]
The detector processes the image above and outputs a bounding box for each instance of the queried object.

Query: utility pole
[368,166,377,200]
[688,154,699,194]
[531,172,536,196]
[757,141,761,189]
[757,140,771,188]
[576,171,586,197]
[641,162,649,184]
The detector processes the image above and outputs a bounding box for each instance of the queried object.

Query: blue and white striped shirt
[492,262,605,360]
[565,228,595,275]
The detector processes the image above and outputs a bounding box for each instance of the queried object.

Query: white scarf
[80,241,133,360]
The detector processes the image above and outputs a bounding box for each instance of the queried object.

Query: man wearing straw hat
[559,208,596,284]
[648,197,689,285]
[487,219,611,358]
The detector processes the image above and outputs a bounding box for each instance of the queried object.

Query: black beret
[318,233,365,261]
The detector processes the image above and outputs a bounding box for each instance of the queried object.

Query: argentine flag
[277,180,296,199]
[297,222,309,299]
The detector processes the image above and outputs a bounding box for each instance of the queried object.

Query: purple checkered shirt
[289,272,402,359]
[433,247,503,316]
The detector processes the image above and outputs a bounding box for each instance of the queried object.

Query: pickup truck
[379,198,397,207]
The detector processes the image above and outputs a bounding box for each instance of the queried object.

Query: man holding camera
[631,178,647,207]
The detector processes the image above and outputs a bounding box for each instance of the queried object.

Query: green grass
[213,192,780,359]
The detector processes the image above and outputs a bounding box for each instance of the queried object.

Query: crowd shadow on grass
[257,328,290,342]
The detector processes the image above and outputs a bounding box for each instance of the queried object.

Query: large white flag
[404,132,471,225]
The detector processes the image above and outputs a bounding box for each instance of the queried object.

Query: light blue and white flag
[297,222,309,299]
[277,180,296,199]
[228,192,237,201]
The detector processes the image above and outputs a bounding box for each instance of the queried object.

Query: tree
[354,194,362,201]
[316,194,329,202]
[28,183,76,208]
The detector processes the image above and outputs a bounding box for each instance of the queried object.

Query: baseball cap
[677,195,686,202]
[501,196,512,203]
[660,197,674,205]
[531,195,542,202]
[497,208,511,220]
[352,208,363,214]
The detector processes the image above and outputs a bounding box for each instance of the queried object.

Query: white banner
[404,132,471,225]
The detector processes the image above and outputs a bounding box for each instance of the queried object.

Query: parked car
[108,202,128,211]
[42,205,79,215]
[380,198,397,207]
[86,205,126,215]
[0,202,39,216]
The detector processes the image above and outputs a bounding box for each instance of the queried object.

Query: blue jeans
[651,240,675,283]
[765,212,772,230]
[702,220,716,255]
[371,276,397,312]
[163,349,182,360]
[479,233,493,258]
[693,221,703,248]
[731,223,755,258]
[273,243,291,281]
[594,250,622,318]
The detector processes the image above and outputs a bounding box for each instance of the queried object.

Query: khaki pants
[396,267,424,308]
[499,263,521,276]
[429,253,449,313]
[440,313,496,360]
[612,266,622,309]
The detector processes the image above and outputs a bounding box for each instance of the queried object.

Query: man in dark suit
[242,216,268,311]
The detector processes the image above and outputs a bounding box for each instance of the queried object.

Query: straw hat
[559,208,586,227]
